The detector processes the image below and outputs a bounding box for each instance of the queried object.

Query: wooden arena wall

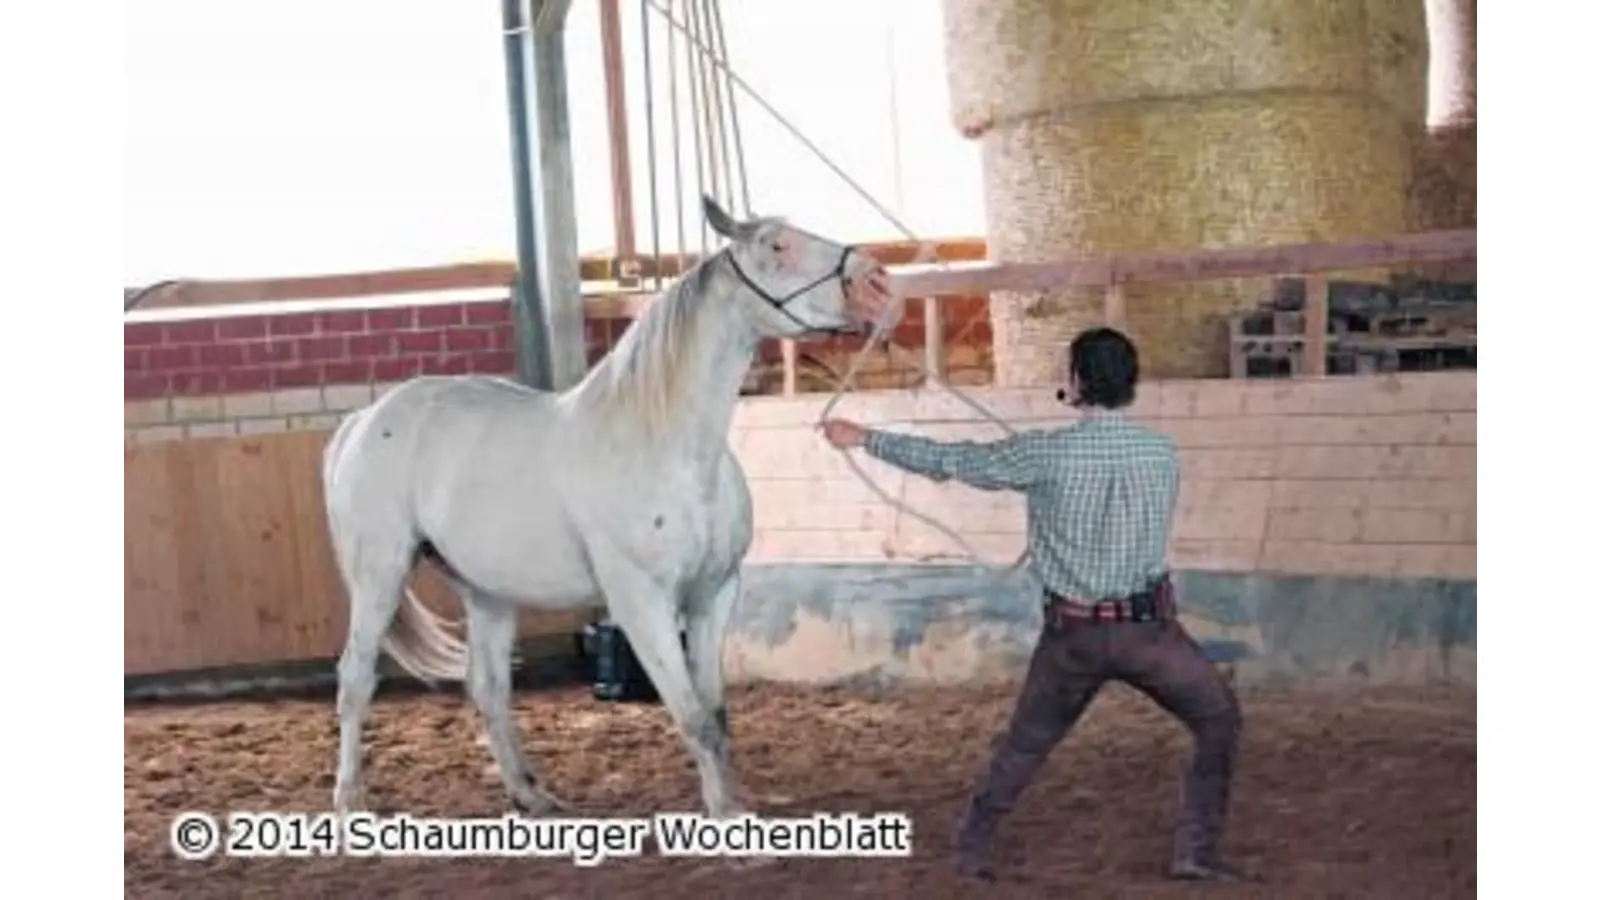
[730,373,1475,578]
[123,430,578,676]
[124,232,1474,685]
[124,369,1474,679]
[719,371,1475,687]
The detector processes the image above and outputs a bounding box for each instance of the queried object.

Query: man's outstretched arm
[861,428,1047,492]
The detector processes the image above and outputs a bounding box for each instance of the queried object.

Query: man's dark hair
[1064,327,1139,409]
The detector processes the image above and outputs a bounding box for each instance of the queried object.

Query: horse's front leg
[684,571,793,811]
[591,553,742,819]
[684,572,740,768]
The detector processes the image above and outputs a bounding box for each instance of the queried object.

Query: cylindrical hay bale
[942,0,1429,383]
[1409,0,1475,245]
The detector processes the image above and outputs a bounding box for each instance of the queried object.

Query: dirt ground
[125,681,1475,898]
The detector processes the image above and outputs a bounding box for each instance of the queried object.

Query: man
[819,327,1245,883]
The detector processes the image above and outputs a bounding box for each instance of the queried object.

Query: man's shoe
[1168,859,1250,882]
[953,853,997,882]
[950,799,1001,882]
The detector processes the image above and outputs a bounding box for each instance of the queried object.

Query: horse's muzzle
[843,260,895,330]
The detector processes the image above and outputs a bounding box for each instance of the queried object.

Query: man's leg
[952,619,1105,878]
[1113,619,1244,880]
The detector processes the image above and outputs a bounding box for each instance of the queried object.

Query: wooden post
[598,0,638,286]
[1303,274,1329,376]
[1103,282,1127,330]
[781,339,798,396]
[922,296,946,382]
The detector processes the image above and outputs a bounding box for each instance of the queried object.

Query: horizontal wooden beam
[584,290,654,319]
[123,230,1473,317]
[125,263,518,311]
[597,230,1474,320]
[123,237,990,313]
[889,230,1476,297]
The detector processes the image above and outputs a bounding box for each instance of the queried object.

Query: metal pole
[706,0,745,216]
[501,0,553,389]
[599,0,638,282]
[502,0,584,391]
[683,0,709,255]
[665,0,688,271]
[530,2,585,390]
[640,0,663,290]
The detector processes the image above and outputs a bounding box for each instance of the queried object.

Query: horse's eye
[770,241,785,254]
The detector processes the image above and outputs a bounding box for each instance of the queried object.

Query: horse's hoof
[687,854,781,879]
[512,783,573,816]
[332,787,365,817]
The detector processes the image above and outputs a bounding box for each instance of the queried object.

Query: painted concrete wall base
[727,565,1476,689]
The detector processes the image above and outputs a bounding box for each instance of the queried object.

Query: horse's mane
[574,215,791,438]
[574,247,731,438]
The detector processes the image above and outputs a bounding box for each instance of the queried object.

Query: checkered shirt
[864,409,1179,601]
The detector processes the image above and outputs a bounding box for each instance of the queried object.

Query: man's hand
[819,418,869,450]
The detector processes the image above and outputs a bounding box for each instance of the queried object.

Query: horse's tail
[380,586,469,685]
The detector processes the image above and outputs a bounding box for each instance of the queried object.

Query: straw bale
[1366,0,1431,127]
[1408,122,1475,231]
[942,0,1429,384]
[941,0,1426,140]
[1407,0,1474,263]
[1404,120,1474,283]
[980,91,1413,383]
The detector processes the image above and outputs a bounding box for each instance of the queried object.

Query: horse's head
[703,195,894,337]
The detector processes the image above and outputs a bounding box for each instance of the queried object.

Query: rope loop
[641,0,1032,574]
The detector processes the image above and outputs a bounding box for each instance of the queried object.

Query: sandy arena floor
[125,681,1475,898]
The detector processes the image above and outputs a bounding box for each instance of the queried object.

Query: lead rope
[644,0,1030,575]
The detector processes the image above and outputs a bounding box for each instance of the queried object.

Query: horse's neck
[665,296,756,457]
[573,262,759,463]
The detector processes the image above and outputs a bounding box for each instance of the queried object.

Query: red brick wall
[124,295,993,403]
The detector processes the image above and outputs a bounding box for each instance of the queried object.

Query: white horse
[321,196,891,819]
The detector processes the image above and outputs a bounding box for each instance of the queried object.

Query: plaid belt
[1043,575,1176,626]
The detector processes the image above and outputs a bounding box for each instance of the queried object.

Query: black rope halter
[723,243,860,335]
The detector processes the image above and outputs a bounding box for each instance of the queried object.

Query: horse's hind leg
[460,590,570,814]
[331,537,413,814]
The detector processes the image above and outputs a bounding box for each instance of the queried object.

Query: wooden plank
[123,237,991,312]
[126,263,519,311]
[124,428,604,677]
[584,290,654,319]
[130,228,1471,322]
[1103,283,1127,331]
[125,442,188,675]
[892,230,1477,298]
[281,429,344,660]
[1231,335,1307,346]
[182,439,233,669]
[1336,334,1478,350]
[781,340,798,396]
[1304,275,1329,376]
[923,296,947,380]
[212,434,298,667]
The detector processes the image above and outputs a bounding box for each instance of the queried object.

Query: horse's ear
[702,195,748,241]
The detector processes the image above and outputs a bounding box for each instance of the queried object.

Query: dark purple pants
[953,613,1243,868]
